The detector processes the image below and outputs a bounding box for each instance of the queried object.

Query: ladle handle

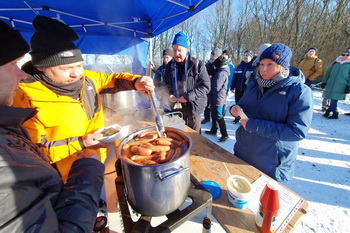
[147,91,166,138]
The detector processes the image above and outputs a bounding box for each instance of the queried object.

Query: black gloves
[320,83,326,89]
[345,86,350,94]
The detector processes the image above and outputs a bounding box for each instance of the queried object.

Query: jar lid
[201,180,222,200]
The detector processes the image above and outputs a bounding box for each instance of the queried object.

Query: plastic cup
[226,175,252,209]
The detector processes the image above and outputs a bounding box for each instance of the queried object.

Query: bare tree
[149,0,350,71]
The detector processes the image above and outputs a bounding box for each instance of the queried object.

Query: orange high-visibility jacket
[13,69,140,181]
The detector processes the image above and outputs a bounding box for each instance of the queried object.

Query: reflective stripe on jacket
[13,69,139,180]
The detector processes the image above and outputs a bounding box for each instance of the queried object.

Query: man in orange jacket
[12,15,154,182]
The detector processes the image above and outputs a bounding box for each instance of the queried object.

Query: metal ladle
[147,91,166,137]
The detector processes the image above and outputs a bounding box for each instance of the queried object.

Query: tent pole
[149,37,155,76]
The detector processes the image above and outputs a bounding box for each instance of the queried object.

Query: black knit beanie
[0,20,30,66]
[30,15,83,68]
[307,47,317,53]
[163,48,173,57]
[213,55,227,68]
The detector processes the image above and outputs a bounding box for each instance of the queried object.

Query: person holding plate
[230,43,313,181]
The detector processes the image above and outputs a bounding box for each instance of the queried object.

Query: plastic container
[201,180,222,200]
[255,179,280,233]
[226,175,252,209]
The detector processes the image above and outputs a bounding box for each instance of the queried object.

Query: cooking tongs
[147,91,166,137]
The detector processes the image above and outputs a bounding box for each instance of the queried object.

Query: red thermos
[255,179,280,233]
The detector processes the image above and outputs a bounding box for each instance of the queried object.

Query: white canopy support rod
[149,37,155,76]
[22,0,39,15]
[166,0,189,9]
[151,9,189,35]
[195,0,204,8]
[3,4,150,37]
[0,16,32,25]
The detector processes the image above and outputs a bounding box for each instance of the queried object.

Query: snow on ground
[200,90,350,233]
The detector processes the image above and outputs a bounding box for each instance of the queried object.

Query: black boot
[217,117,229,142]
[328,112,339,119]
[323,110,331,118]
[205,130,217,135]
[206,120,218,135]
[233,117,240,124]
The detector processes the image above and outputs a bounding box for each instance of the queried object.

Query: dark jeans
[210,106,228,137]
[328,99,338,113]
[203,101,211,121]
[235,91,244,104]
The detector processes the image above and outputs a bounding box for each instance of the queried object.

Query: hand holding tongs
[147,91,166,138]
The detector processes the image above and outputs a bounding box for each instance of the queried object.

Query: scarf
[256,69,289,90]
[171,53,189,98]
[31,68,83,98]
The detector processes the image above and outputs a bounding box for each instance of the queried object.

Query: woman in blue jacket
[230,43,313,182]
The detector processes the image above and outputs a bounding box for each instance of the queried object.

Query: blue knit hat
[172,31,189,48]
[259,43,292,69]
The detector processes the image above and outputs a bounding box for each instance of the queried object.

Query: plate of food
[95,124,122,143]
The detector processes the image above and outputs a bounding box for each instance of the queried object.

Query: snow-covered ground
[200,90,350,233]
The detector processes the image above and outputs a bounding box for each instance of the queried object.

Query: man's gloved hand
[345,86,350,94]
[320,83,326,89]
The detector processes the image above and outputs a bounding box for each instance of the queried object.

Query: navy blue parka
[230,59,254,92]
[234,66,313,181]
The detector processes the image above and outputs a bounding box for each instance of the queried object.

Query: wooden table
[184,127,308,233]
[103,125,308,232]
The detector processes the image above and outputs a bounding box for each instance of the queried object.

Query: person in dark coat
[154,48,173,112]
[230,43,313,182]
[164,31,211,132]
[230,50,254,123]
[202,48,222,124]
[205,55,229,142]
[0,19,104,232]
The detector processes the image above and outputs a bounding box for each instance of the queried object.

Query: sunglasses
[342,54,350,56]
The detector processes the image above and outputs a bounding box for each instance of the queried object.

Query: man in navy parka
[230,43,313,182]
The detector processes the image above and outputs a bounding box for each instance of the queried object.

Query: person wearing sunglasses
[320,48,350,119]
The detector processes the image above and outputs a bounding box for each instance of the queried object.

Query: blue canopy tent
[0,0,218,64]
[1,0,218,110]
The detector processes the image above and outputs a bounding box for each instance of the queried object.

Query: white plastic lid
[267,179,279,190]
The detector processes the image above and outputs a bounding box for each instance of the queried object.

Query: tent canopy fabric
[0,0,218,54]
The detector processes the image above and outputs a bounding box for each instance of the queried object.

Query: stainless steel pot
[116,126,191,216]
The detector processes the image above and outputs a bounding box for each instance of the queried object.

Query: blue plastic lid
[201,180,222,200]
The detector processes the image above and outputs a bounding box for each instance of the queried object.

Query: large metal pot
[117,126,191,216]
[102,90,150,111]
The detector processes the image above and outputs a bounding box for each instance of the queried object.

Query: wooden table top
[184,127,308,233]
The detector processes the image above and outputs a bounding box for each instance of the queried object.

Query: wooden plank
[185,128,308,232]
